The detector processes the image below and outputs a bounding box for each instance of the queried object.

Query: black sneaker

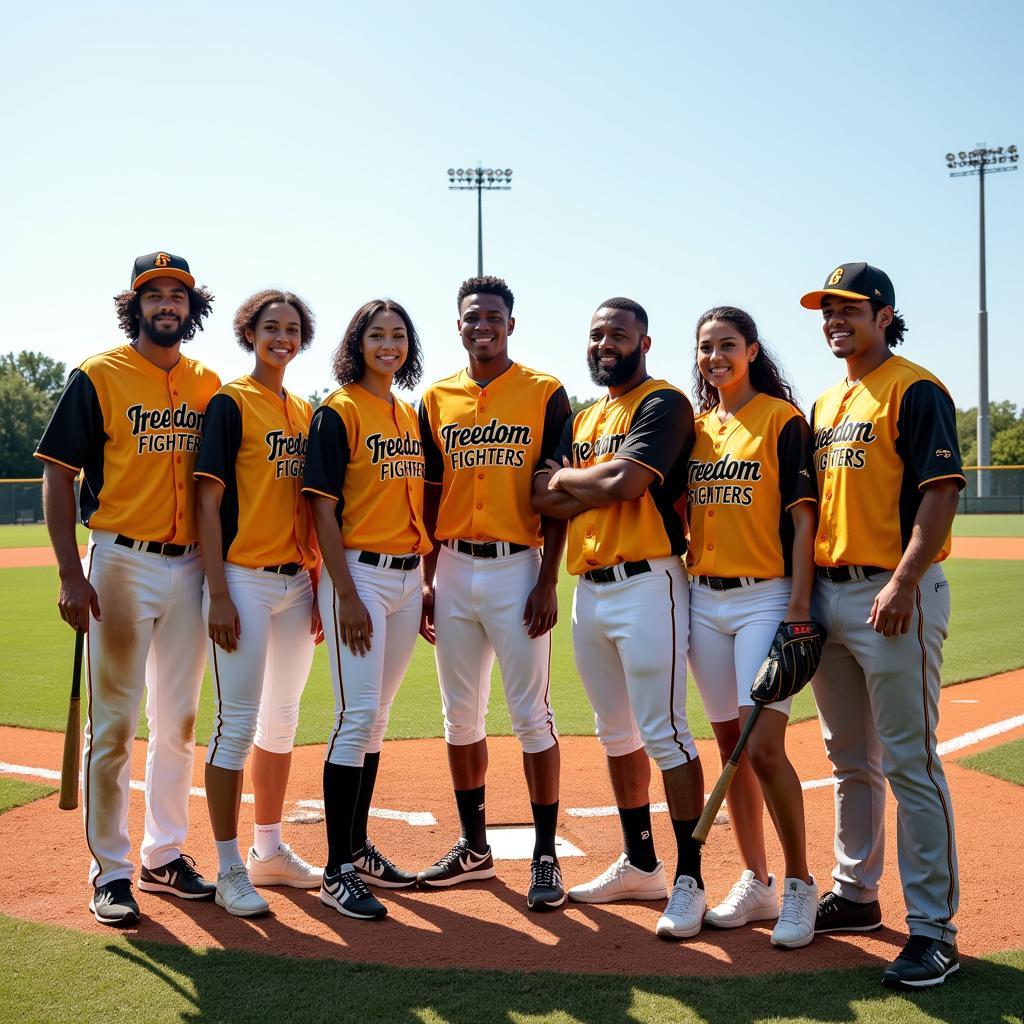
[527,854,565,912]
[417,838,496,889]
[320,864,387,919]
[882,935,960,989]
[139,854,215,900]
[352,841,417,889]
[89,879,140,927]
[815,891,882,933]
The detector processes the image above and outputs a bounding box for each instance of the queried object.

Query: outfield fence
[1,468,1022,525]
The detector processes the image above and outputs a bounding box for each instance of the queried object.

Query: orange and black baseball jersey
[810,355,965,569]
[554,379,694,576]
[687,395,816,579]
[302,384,431,555]
[35,343,221,544]
[194,376,317,570]
[419,363,570,548]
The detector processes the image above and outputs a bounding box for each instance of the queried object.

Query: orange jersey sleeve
[419,364,571,547]
[194,377,318,569]
[35,343,221,544]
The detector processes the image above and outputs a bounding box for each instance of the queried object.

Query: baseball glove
[749,620,827,704]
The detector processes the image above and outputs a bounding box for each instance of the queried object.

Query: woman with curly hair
[302,299,429,921]
[686,306,820,948]
[194,289,322,917]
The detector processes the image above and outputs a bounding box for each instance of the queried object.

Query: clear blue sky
[3,1,1021,413]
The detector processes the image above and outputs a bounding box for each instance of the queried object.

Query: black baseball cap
[800,262,895,310]
[131,252,195,291]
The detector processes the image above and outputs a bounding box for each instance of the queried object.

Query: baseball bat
[692,702,764,844]
[58,630,85,811]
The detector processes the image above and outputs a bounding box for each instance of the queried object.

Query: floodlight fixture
[446,163,514,274]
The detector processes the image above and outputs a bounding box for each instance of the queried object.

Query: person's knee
[444,720,486,747]
[747,738,784,780]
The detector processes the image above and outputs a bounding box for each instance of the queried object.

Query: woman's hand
[336,588,373,656]
[208,593,241,652]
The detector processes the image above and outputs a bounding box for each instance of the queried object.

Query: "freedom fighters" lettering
[265,429,308,480]
[365,431,425,481]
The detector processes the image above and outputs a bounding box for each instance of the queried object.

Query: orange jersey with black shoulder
[194,376,317,569]
[302,384,431,555]
[35,343,221,543]
[811,355,965,569]
[687,395,816,578]
[419,363,571,547]
[556,379,693,576]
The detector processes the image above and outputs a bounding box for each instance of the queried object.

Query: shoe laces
[532,858,560,888]
[224,865,258,900]
[665,879,697,915]
[434,841,469,870]
[362,841,397,873]
[898,934,942,964]
[104,878,134,900]
[722,875,761,910]
[337,867,373,900]
[816,891,842,916]
[174,854,202,882]
[778,885,810,926]
[594,855,630,886]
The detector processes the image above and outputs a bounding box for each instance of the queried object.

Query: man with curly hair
[416,276,571,911]
[36,252,221,926]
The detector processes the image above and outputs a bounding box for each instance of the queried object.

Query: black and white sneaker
[416,838,496,889]
[882,935,960,989]
[89,878,140,927]
[527,854,565,912]
[814,891,882,933]
[352,841,417,889]
[320,864,387,919]
[139,854,216,900]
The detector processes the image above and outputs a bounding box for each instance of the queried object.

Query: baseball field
[2,517,1023,1023]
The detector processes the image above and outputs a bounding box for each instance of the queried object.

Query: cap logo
[154,252,171,268]
[874,289,882,297]
[828,268,844,286]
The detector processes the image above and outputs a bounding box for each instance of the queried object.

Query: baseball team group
[35,250,965,990]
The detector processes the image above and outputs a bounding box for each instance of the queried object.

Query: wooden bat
[58,630,84,811]
[692,702,764,844]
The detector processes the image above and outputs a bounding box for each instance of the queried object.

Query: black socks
[531,800,559,860]
[351,751,381,855]
[671,815,704,888]
[323,762,362,871]
[454,785,488,852]
[618,804,657,872]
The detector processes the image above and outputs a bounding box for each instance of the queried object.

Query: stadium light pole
[945,143,1018,498]
[447,166,513,275]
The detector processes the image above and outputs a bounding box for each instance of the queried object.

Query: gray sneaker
[216,864,270,917]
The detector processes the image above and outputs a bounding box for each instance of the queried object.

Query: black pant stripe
[665,571,691,761]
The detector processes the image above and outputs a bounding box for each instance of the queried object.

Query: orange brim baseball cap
[131,251,195,290]
[800,262,895,309]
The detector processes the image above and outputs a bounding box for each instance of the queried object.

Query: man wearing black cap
[36,253,221,925]
[801,263,963,988]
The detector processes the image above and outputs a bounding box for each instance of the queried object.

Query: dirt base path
[1,671,1023,977]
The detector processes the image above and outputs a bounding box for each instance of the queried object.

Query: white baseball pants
[82,531,207,887]
[204,565,315,771]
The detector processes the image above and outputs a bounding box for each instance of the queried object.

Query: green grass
[0,776,55,813]
[960,736,1024,786]
[0,915,1021,1024]
[953,513,1024,537]
[0,523,88,548]
[3,559,1022,746]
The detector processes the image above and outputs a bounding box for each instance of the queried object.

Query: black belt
[114,534,194,557]
[261,562,302,576]
[694,575,768,591]
[358,551,421,571]
[816,564,885,583]
[447,539,530,559]
[582,559,652,584]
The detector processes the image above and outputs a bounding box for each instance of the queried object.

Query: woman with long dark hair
[686,306,820,948]
[302,299,430,921]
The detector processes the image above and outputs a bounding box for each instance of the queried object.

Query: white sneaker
[567,853,668,904]
[771,875,817,948]
[247,843,323,889]
[656,875,706,939]
[704,869,779,928]
[216,864,270,917]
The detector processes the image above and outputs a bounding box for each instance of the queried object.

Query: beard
[141,313,188,348]
[588,345,643,387]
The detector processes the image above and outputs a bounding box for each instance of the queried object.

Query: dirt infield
[1,670,1022,977]
[3,535,1020,569]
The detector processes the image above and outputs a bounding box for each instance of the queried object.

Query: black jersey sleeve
[194,393,242,485]
[35,368,105,471]
[777,415,818,510]
[616,389,692,482]
[895,381,966,490]
[418,399,444,484]
[302,405,351,500]
[536,386,573,470]
[542,412,575,473]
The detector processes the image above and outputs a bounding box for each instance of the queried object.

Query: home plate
[485,828,583,860]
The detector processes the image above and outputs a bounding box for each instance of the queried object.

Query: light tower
[447,166,513,275]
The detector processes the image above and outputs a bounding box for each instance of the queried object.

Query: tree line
[2,351,1021,477]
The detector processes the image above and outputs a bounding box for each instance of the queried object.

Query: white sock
[254,822,282,860]
[216,838,243,875]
